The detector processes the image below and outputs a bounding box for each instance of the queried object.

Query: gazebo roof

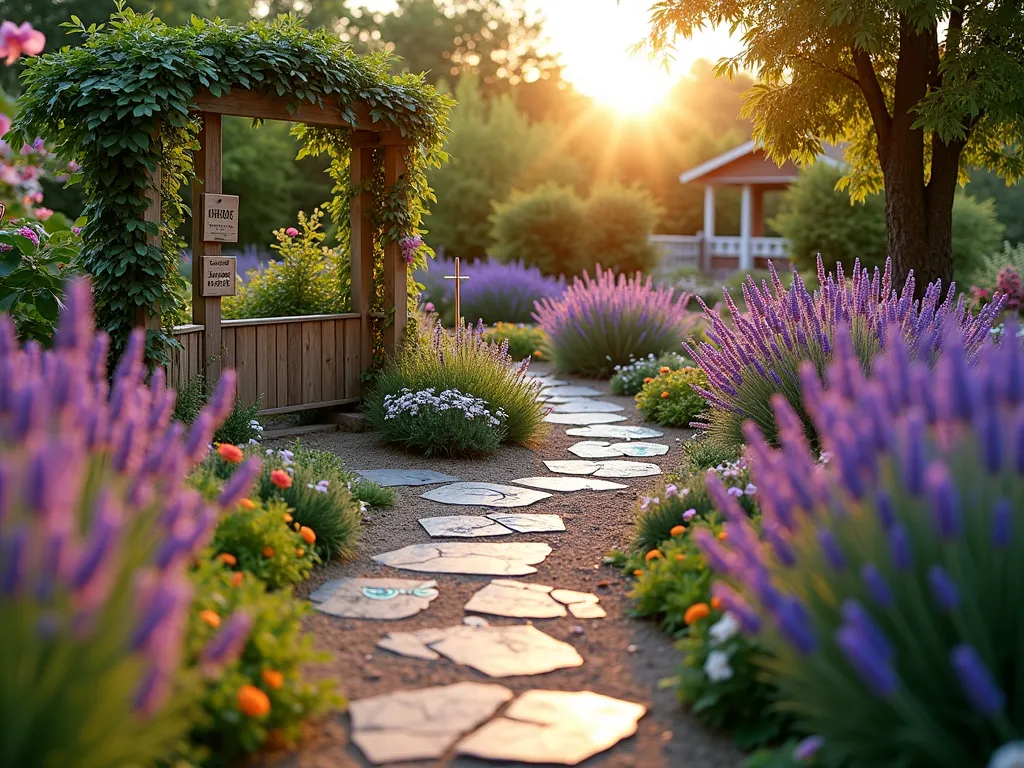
[679,140,845,186]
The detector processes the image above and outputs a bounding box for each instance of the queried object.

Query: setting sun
[568,55,676,115]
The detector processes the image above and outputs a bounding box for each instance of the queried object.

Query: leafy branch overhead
[10,1,452,362]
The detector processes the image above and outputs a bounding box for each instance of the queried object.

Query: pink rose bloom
[0,113,9,138]
[424,302,435,312]
[285,227,299,237]
[32,207,53,221]
[18,165,38,182]
[0,21,46,66]
[0,164,17,185]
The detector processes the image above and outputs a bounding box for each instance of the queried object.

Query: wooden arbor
[165,90,411,414]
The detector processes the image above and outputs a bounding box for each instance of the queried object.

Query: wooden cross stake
[444,256,470,329]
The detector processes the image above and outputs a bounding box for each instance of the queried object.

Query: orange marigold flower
[296,548,305,557]
[684,603,710,624]
[643,377,654,383]
[218,553,237,567]
[717,531,728,541]
[239,498,255,511]
[711,596,723,611]
[644,549,663,562]
[293,522,301,531]
[262,546,275,558]
[262,669,285,690]
[217,443,244,463]
[633,569,644,577]
[270,469,292,489]
[237,685,271,718]
[675,553,686,561]
[199,610,221,628]
[299,526,316,545]
[230,572,244,587]
[533,350,541,357]
[659,366,671,374]
[670,525,686,536]
[661,391,670,399]
[283,513,293,523]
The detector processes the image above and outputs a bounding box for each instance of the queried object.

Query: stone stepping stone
[538,395,575,404]
[512,476,627,492]
[421,481,550,508]
[455,689,647,765]
[419,513,565,537]
[377,624,584,678]
[349,681,513,764]
[568,440,669,458]
[354,469,461,487]
[551,399,625,413]
[373,542,551,576]
[544,412,627,426]
[544,459,662,478]
[540,385,603,398]
[309,577,439,620]
[529,377,567,388]
[465,579,607,620]
[566,424,664,440]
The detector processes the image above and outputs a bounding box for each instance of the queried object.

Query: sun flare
[570,56,677,116]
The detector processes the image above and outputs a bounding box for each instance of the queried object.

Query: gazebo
[653,140,844,273]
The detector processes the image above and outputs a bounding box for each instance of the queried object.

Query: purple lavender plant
[533,265,694,378]
[415,256,565,325]
[687,256,1005,451]
[0,279,257,766]
[696,320,1024,767]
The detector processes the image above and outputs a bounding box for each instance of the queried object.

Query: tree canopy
[641,0,1024,288]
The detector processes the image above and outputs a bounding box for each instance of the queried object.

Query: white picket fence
[650,234,790,274]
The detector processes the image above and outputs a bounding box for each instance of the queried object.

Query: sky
[358,0,742,114]
[527,0,741,112]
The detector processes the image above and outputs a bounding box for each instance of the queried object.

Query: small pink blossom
[72,226,82,235]
[0,243,12,252]
[284,227,299,237]
[17,226,38,246]
[0,113,9,138]
[682,508,697,521]
[18,165,38,182]
[726,486,744,498]
[424,302,435,312]
[0,21,45,65]
[32,207,53,221]
[67,160,80,173]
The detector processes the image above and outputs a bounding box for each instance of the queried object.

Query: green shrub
[365,319,546,448]
[173,375,264,445]
[773,162,1004,281]
[635,367,708,427]
[483,322,549,361]
[682,435,743,471]
[223,209,349,320]
[610,351,692,396]
[677,618,793,751]
[581,183,663,275]
[491,182,587,276]
[210,498,318,589]
[183,559,340,764]
[373,386,507,456]
[257,451,363,562]
[971,241,1024,289]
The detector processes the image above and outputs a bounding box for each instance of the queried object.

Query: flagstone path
[263,364,744,767]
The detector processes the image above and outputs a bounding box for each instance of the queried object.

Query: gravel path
[259,365,744,768]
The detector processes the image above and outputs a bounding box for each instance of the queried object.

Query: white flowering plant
[377,387,509,456]
[677,609,794,751]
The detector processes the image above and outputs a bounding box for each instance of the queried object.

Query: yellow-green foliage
[210,498,318,590]
[635,367,708,427]
[183,559,341,765]
[223,210,349,320]
[483,323,549,361]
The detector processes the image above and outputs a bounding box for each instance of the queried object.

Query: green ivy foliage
[10,2,452,364]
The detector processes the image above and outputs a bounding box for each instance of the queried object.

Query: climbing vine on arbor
[11,2,451,364]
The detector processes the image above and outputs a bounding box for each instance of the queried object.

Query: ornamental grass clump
[533,266,694,378]
[688,256,1005,451]
[0,279,257,768]
[695,322,1024,767]
[365,318,545,448]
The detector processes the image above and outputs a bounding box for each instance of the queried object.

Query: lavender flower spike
[951,644,1005,716]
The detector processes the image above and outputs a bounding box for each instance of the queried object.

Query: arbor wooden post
[191,112,224,386]
[137,155,163,331]
[349,146,376,381]
[382,145,408,356]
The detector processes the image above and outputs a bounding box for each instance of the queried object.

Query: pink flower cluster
[400,235,423,266]
[0,21,44,66]
[996,266,1023,310]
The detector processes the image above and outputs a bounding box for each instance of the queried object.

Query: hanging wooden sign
[200,255,237,297]
[201,193,239,242]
